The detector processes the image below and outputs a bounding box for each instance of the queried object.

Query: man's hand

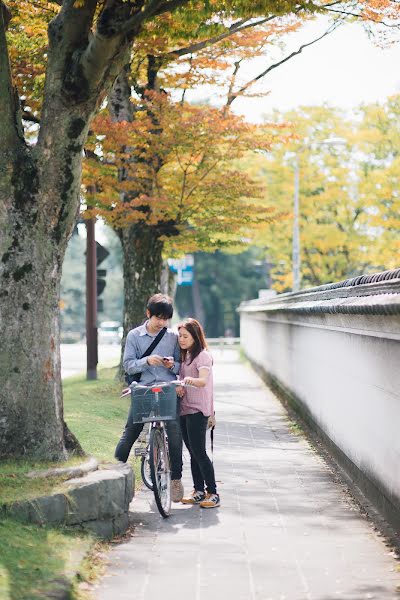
[147,354,164,367]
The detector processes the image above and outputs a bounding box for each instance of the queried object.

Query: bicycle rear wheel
[141,452,153,490]
[149,427,171,518]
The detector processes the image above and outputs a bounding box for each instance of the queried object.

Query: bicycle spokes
[150,428,171,517]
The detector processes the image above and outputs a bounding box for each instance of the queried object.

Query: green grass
[0,457,86,505]
[0,519,92,600]
[63,367,142,483]
[0,367,140,506]
[63,366,128,461]
[0,367,140,600]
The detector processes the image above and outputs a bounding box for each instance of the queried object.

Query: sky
[93,15,400,244]
[220,16,400,123]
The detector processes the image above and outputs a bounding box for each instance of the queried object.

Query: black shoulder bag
[124,327,167,385]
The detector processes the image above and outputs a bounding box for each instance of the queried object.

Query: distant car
[98,321,123,345]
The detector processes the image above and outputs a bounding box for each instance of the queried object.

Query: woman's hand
[176,385,185,398]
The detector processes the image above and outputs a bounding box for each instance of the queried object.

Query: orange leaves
[6,1,57,118]
[82,92,282,251]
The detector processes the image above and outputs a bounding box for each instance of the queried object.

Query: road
[61,343,121,378]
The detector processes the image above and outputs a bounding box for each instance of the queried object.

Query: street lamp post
[291,137,346,293]
[292,155,300,292]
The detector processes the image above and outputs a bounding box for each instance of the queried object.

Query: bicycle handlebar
[130,380,189,389]
[120,380,192,398]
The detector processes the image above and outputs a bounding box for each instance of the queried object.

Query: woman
[177,318,220,509]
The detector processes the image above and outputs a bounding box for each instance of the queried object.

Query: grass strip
[63,366,141,483]
[0,519,92,600]
[0,367,140,506]
[0,366,139,600]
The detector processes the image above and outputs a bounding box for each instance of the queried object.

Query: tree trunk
[0,147,84,459]
[0,1,137,459]
[160,259,176,298]
[109,66,167,377]
[192,257,206,325]
[116,223,164,378]
[119,223,164,331]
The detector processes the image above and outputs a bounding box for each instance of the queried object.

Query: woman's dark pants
[180,412,217,495]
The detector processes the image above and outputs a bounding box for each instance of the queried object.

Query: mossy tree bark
[0,0,142,459]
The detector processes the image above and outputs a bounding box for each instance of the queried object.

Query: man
[115,293,184,502]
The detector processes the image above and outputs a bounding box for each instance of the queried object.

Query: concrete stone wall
[239,271,400,530]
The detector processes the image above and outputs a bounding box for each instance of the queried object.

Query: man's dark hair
[147,293,173,319]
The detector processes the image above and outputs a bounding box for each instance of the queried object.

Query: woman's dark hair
[147,293,173,319]
[178,318,208,363]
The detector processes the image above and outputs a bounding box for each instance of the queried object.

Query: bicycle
[134,422,153,491]
[122,380,184,518]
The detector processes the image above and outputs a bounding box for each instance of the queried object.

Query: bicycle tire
[141,453,153,490]
[149,427,171,518]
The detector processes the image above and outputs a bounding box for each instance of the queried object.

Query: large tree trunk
[0,234,76,459]
[0,141,85,459]
[0,1,133,459]
[116,224,164,378]
[119,223,164,330]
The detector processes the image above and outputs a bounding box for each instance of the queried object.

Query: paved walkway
[94,349,400,600]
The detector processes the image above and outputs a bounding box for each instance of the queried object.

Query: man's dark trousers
[115,405,183,480]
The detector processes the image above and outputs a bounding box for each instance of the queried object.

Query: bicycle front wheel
[141,452,153,490]
[149,427,171,518]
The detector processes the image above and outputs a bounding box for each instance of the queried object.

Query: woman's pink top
[179,349,214,417]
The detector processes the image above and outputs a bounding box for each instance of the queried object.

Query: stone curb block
[0,462,134,539]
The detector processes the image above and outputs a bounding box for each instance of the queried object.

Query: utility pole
[86,218,98,380]
[292,155,300,292]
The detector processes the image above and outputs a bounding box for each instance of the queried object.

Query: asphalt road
[61,343,121,378]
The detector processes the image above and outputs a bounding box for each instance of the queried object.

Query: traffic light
[96,242,109,313]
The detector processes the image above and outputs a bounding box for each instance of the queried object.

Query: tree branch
[49,0,98,55]
[227,19,344,106]
[120,0,189,36]
[22,110,40,124]
[76,2,137,102]
[163,18,263,59]
[109,64,134,122]
[324,6,400,28]
[0,1,24,151]
[225,59,242,112]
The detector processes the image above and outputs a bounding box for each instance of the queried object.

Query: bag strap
[140,326,167,359]
[124,327,168,385]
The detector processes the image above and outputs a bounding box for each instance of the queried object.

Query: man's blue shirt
[123,322,180,384]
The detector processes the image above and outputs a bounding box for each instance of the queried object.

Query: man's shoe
[181,490,206,505]
[171,479,184,502]
[199,493,220,509]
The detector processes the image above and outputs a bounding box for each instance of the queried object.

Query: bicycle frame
[127,380,183,518]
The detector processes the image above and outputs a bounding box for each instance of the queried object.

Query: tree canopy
[250,98,400,291]
[1,0,400,460]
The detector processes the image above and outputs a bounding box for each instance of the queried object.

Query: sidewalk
[94,349,400,600]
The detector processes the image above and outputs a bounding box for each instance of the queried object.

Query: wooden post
[86,218,98,380]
